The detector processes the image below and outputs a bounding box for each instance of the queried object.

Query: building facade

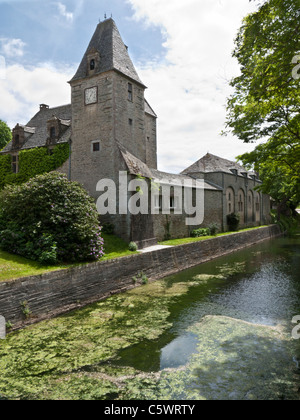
[0,18,271,247]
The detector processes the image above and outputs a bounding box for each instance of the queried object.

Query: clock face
[85,87,97,105]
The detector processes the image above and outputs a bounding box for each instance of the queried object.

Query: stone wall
[0,225,282,330]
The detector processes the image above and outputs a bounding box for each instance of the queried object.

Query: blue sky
[0,0,258,173]
[0,0,165,68]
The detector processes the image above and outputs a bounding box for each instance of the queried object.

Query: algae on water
[1,235,299,400]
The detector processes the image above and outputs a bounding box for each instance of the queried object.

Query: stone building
[0,18,271,247]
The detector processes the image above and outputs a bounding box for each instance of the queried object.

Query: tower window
[90,59,95,70]
[92,141,100,152]
[129,118,133,126]
[128,83,133,101]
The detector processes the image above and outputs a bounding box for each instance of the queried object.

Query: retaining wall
[0,225,282,330]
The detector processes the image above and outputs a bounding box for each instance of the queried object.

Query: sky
[0,0,259,173]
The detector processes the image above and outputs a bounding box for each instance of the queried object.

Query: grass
[0,251,71,282]
[101,233,138,261]
[0,226,268,282]
[0,233,138,282]
[158,225,269,247]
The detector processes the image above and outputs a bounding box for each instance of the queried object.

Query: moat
[0,234,299,400]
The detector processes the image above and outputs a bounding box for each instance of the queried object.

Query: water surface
[1,234,299,400]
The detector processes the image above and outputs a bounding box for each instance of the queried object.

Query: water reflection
[160,333,199,370]
[116,235,300,372]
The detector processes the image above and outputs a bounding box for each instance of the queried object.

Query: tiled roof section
[144,99,157,118]
[181,153,249,177]
[71,18,145,86]
[117,142,153,179]
[117,143,221,191]
[0,104,72,153]
[151,169,221,191]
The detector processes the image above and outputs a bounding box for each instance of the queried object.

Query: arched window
[226,187,235,214]
[247,190,254,222]
[255,193,260,222]
[237,188,245,225]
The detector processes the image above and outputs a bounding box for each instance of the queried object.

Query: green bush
[101,222,115,235]
[190,228,211,238]
[208,223,219,236]
[277,214,299,235]
[227,213,240,231]
[0,172,104,264]
[128,242,138,252]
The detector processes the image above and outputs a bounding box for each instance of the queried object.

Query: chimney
[40,104,49,111]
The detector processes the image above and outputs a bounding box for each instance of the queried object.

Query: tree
[0,120,12,150]
[224,0,300,214]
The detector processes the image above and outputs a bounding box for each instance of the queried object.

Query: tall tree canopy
[225,0,300,214]
[0,120,12,151]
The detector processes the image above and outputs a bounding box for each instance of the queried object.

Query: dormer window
[12,155,19,173]
[50,127,56,139]
[90,59,95,71]
[14,134,20,147]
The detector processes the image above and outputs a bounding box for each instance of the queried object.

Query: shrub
[190,228,211,238]
[208,223,219,236]
[128,242,138,252]
[101,222,115,235]
[227,213,240,231]
[0,172,104,264]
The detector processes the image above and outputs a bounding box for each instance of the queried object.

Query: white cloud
[0,38,26,58]
[56,2,73,23]
[127,0,258,173]
[0,63,75,127]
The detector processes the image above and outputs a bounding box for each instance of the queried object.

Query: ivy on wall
[0,154,11,189]
[0,143,70,189]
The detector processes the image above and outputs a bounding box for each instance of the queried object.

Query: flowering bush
[0,172,104,264]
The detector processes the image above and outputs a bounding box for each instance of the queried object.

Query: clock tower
[68,18,157,242]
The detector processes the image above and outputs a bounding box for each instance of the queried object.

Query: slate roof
[144,99,157,118]
[181,153,254,178]
[1,104,72,153]
[151,169,221,191]
[71,18,145,87]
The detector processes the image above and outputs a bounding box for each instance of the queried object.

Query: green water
[0,235,299,400]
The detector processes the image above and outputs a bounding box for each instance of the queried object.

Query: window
[154,195,162,210]
[256,196,260,212]
[12,155,18,173]
[50,127,56,139]
[90,59,95,70]
[170,196,178,210]
[14,134,19,147]
[92,141,100,152]
[128,83,133,101]
[129,118,133,126]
